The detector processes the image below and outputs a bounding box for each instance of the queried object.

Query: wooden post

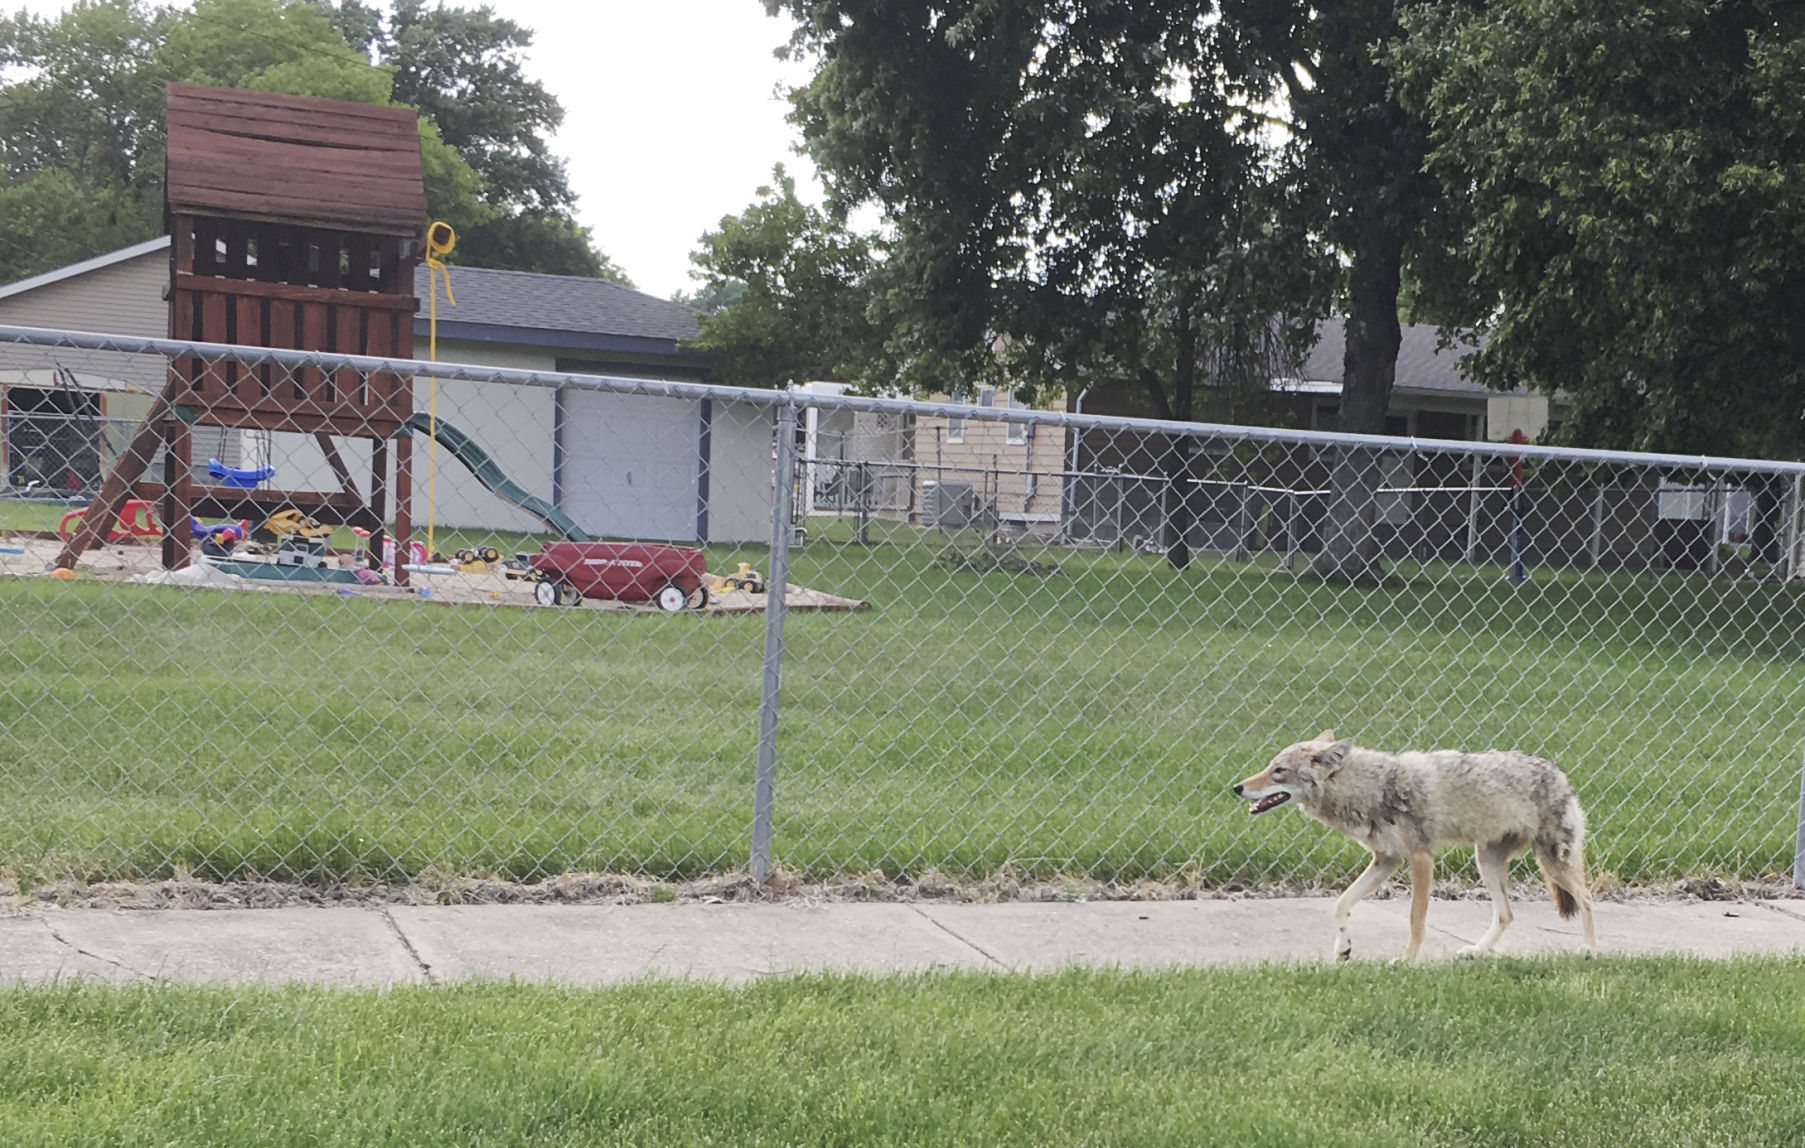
[368,436,389,571]
[159,413,193,570]
[55,388,177,569]
[315,431,361,502]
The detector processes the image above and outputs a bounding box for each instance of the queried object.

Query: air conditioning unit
[922,480,975,527]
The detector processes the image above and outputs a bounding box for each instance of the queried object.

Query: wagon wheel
[685,584,709,610]
[655,583,689,613]
[533,576,568,607]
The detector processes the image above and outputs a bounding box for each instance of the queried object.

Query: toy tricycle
[527,541,709,611]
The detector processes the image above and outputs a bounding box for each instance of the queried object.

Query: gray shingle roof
[413,264,699,343]
[1300,317,1503,395]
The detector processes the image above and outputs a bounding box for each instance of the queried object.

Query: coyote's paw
[1455,943,1488,959]
[1332,933,1353,962]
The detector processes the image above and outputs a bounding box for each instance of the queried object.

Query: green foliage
[0,0,615,284]
[415,117,494,241]
[0,167,160,279]
[383,0,569,213]
[687,165,878,387]
[776,1,1329,415]
[670,277,747,317]
[1394,0,1805,457]
[450,208,631,284]
[315,0,615,278]
[770,1,1445,577]
[0,0,168,279]
[162,0,390,102]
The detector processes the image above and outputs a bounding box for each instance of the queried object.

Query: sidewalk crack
[1753,901,1805,925]
[41,916,155,981]
[909,906,1007,969]
[378,907,435,983]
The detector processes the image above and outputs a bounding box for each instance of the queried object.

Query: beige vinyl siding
[0,248,169,339]
[0,248,170,424]
[917,397,1067,528]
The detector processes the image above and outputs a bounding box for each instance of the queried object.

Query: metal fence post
[1795,742,1805,891]
[1466,453,1483,563]
[1783,474,1803,582]
[751,395,797,884]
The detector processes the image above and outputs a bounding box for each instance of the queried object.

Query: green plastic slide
[403,412,593,542]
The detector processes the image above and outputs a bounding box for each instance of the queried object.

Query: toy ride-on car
[527,541,709,611]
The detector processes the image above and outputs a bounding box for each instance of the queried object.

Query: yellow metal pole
[422,222,457,561]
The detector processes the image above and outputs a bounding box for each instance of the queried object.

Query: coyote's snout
[1234,730,1596,961]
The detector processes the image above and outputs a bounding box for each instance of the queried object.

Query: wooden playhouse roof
[164,82,426,235]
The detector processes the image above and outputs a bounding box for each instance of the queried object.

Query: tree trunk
[1161,298,1198,570]
[1311,225,1403,585]
[1750,475,1784,566]
[1162,433,1194,569]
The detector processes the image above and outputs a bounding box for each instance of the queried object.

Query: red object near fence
[529,542,708,611]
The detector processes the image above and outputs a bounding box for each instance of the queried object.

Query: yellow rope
[423,221,457,560]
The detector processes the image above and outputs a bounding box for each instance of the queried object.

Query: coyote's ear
[1315,729,1336,742]
[1313,738,1355,775]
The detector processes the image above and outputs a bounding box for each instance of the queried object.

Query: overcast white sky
[18,0,822,300]
[499,1,819,299]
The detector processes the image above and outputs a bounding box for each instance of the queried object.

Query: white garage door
[559,389,700,541]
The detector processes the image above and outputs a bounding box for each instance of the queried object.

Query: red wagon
[528,541,709,611]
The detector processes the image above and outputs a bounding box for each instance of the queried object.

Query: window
[947,416,965,444]
[1004,397,1029,445]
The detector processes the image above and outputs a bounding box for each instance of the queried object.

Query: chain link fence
[3,324,1804,892]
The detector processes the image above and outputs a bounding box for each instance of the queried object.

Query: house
[1057,318,1570,550]
[1283,318,1559,443]
[795,381,1069,536]
[0,239,775,543]
[912,385,1065,533]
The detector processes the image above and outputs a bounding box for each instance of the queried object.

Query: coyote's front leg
[1332,851,1403,961]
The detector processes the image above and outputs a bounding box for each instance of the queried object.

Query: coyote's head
[1232,730,1354,816]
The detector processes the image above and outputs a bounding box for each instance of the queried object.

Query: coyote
[1233,731,1596,960]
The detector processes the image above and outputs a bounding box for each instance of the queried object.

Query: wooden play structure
[56,82,426,579]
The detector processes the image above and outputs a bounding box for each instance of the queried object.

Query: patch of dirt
[0,533,865,613]
[3,867,1796,915]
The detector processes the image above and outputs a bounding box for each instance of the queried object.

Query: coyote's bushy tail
[1534,793,1589,920]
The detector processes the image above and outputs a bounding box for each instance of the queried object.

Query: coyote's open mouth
[1249,792,1291,815]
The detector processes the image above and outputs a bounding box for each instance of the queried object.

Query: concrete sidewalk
[3,898,1803,986]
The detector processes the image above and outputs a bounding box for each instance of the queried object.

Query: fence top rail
[6,322,1805,477]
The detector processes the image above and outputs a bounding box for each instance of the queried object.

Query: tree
[1392,0,1805,461]
[671,278,747,318]
[774,1,1328,568]
[1226,0,1448,583]
[686,165,877,388]
[450,209,631,284]
[311,0,624,280]
[0,0,167,280]
[771,0,1454,578]
[0,0,618,284]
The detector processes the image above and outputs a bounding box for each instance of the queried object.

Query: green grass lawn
[0,495,79,534]
[2,514,1803,887]
[4,959,1805,1146]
